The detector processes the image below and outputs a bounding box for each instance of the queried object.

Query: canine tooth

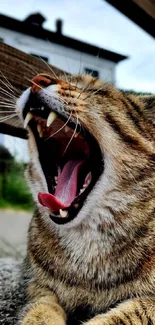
[37,124,42,134]
[41,106,44,111]
[59,209,68,218]
[47,112,57,127]
[37,124,43,137]
[65,126,70,133]
[54,176,58,183]
[24,112,33,128]
[80,188,85,194]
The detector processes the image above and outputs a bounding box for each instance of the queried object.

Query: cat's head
[16,73,155,228]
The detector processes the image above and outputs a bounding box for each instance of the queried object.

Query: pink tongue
[38,160,84,212]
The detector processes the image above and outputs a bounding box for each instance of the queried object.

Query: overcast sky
[1,0,155,92]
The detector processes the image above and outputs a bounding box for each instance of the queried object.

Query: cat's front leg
[83,297,155,325]
[18,284,66,325]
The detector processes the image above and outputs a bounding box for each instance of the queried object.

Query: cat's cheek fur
[16,88,31,120]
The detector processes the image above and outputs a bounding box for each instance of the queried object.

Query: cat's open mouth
[23,95,103,224]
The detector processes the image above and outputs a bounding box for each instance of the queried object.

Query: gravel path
[0,209,32,259]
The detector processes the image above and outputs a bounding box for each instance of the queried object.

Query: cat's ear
[139,95,155,122]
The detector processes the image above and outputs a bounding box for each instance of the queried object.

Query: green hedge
[0,162,34,210]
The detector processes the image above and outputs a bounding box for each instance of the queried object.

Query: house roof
[0,13,127,63]
[105,0,155,38]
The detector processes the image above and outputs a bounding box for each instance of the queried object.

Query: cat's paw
[83,314,126,325]
[20,304,66,325]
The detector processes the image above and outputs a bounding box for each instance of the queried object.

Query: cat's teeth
[41,106,45,111]
[80,188,85,194]
[54,176,58,183]
[57,166,61,176]
[24,112,33,128]
[37,124,42,137]
[59,209,68,218]
[46,112,57,127]
[40,130,43,138]
[84,172,92,186]
[65,126,70,133]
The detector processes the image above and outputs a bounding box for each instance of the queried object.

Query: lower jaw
[42,187,90,225]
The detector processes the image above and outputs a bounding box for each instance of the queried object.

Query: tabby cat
[1,73,155,325]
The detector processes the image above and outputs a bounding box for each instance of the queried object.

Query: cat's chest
[47,228,117,308]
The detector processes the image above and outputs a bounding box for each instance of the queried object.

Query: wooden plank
[133,0,155,19]
[0,42,66,138]
[105,0,155,37]
[0,123,28,139]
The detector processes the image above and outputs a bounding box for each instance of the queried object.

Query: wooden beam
[133,0,155,19]
[0,123,28,139]
[0,42,65,138]
[105,0,155,38]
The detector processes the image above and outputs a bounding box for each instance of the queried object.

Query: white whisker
[0,110,16,113]
[0,103,16,107]
[63,113,78,155]
[0,87,17,100]
[83,85,104,100]
[0,98,16,103]
[0,101,16,105]
[22,61,38,75]
[39,57,59,80]
[0,78,15,94]
[0,71,17,93]
[0,114,18,123]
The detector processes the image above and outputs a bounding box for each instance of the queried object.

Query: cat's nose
[31,74,56,92]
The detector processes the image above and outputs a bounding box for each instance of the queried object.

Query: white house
[0,13,127,161]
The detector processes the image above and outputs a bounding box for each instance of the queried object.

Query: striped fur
[15,74,155,324]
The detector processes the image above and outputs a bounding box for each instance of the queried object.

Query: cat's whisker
[11,118,22,128]
[62,71,71,88]
[63,112,78,155]
[0,103,16,112]
[0,97,16,103]
[77,78,94,100]
[83,85,105,100]
[76,53,83,88]
[0,77,15,95]
[0,101,16,106]
[0,86,17,100]
[0,101,16,105]
[0,110,16,112]
[0,70,17,93]
[22,61,39,75]
[38,57,59,80]
[0,113,18,123]
[0,108,16,111]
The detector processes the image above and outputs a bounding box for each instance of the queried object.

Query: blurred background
[0,0,154,258]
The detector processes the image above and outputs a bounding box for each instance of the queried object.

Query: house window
[30,53,48,62]
[84,68,99,78]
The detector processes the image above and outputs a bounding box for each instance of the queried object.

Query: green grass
[0,162,34,211]
[0,198,34,211]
